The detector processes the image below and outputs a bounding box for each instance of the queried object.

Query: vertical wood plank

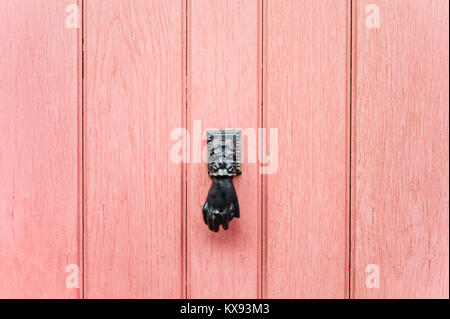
[187,0,261,298]
[351,0,449,298]
[84,0,184,298]
[0,0,81,298]
[263,0,350,298]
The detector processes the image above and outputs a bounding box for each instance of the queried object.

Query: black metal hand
[203,177,240,232]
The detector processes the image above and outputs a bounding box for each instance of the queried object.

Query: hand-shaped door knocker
[203,130,241,232]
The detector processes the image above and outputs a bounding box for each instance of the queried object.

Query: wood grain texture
[263,0,350,298]
[351,0,449,298]
[84,0,184,298]
[187,0,261,298]
[0,0,81,298]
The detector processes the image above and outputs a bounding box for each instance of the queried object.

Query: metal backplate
[207,129,242,177]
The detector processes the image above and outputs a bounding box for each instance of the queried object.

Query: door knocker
[203,130,241,232]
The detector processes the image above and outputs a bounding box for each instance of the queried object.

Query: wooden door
[350,0,449,298]
[187,0,262,298]
[0,0,448,299]
[83,0,185,299]
[0,0,81,298]
[263,0,350,298]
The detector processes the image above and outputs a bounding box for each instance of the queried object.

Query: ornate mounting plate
[207,129,242,177]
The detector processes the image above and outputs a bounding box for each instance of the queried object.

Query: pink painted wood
[187,0,262,298]
[0,0,81,298]
[263,0,350,298]
[1,0,449,299]
[351,0,449,298]
[83,0,185,298]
